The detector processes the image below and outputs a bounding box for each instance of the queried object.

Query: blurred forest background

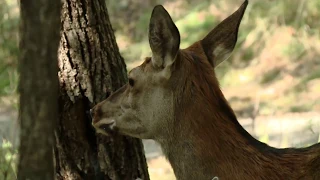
[0,0,320,179]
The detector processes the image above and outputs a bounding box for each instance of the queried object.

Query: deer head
[91,1,248,140]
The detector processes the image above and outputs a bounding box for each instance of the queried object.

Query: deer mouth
[92,118,117,136]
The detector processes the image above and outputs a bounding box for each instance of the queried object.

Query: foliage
[0,139,18,180]
[0,0,19,99]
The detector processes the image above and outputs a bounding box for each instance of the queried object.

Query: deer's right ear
[149,5,180,69]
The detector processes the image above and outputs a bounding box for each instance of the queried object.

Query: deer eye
[128,78,135,87]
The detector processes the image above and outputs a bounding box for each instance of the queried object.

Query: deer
[91,1,320,179]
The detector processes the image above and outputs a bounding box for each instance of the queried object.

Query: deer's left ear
[149,5,180,69]
[201,0,248,67]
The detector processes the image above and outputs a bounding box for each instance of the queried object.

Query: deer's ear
[201,0,248,67]
[149,5,180,69]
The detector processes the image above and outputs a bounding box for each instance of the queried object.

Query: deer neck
[158,83,320,180]
[156,72,282,179]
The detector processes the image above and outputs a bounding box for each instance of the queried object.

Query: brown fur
[92,1,320,179]
[159,42,320,179]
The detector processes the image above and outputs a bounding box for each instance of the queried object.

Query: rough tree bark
[18,0,61,179]
[55,0,149,179]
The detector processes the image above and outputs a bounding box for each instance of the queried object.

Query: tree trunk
[18,0,61,179]
[55,0,149,179]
